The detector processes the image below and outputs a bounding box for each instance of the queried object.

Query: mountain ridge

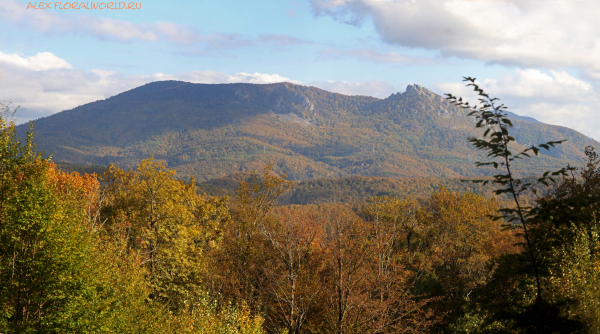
[18,80,597,181]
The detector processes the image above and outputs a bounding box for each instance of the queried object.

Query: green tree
[530,146,600,332]
[0,104,101,332]
[446,78,583,333]
[549,224,600,333]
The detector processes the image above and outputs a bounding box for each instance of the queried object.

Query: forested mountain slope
[197,172,544,207]
[20,81,598,181]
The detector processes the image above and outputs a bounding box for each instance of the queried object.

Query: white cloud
[258,34,311,47]
[311,79,396,98]
[0,51,72,71]
[0,51,300,123]
[438,69,594,104]
[225,72,302,84]
[437,69,600,140]
[310,0,600,75]
[481,69,594,102]
[141,71,302,85]
[0,0,195,43]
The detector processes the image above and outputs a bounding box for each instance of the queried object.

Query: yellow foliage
[101,157,230,312]
[550,226,600,332]
[419,187,517,300]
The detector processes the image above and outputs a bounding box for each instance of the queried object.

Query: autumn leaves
[204,164,515,333]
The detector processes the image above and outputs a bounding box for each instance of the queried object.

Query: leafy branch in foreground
[445,77,575,305]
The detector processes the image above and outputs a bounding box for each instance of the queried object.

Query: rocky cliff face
[234,83,316,116]
[385,84,464,118]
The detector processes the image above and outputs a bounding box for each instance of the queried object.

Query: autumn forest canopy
[4,80,600,333]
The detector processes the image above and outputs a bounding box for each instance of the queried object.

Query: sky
[1,0,600,140]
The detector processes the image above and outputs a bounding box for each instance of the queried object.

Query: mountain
[505,111,542,124]
[18,81,598,181]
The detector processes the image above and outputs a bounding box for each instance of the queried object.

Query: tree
[101,157,230,312]
[0,104,126,332]
[318,200,437,334]
[416,188,522,332]
[208,163,295,331]
[260,206,323,334]
[421,188,512,302]
[0,102,267,333]
[446,78,583,333]
[320,203,373,334]
[446,77,571,301]
[359,197,438,333]
[0,104,85,331]
[532,146,600,235]
[528,146,600,332]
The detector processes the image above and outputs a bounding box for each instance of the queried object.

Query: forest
[3,81,600,334]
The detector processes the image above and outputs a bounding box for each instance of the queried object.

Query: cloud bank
[437,69,600,140]
[310,0,600,76]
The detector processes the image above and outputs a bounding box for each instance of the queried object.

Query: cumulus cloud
[311,79,396,98]
[0,0,307,53]
[310,0,600,74]
[0,51,72,71]
[439,69,595,104]
[0,51,300,123]
[482,70,594,103]
[437,69,600,140]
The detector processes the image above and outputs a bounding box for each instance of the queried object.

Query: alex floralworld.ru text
[27,2,141,9]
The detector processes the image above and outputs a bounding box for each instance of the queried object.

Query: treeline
[56,162,107,175]
[198,173,546,207]
[51,163,545,205]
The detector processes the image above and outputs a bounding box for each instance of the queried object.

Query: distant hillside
[55,162,107,176]
[197,173,545,206]
[505,111,542,124]
[19,81,598,181]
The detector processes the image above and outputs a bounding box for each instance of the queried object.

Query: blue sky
[2,0,600,140]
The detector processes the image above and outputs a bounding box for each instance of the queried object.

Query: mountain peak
[405,84,436,97]
[386,84,440,101]
[406,83,423,92]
